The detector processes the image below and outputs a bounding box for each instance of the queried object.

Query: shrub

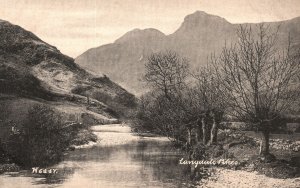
[5,104,78,167]
[191,143,207,160]
[0,163,20,174]
[70,129,97,145]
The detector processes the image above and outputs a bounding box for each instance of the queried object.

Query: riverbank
[87,124,300,187]
[1,123,299,187]
[0,123,191,187]
[0,122,98,174]
[200,168,300,188]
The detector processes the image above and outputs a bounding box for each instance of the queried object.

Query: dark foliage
[4,104,79,167]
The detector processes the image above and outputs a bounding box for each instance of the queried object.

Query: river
[0,124,201,188]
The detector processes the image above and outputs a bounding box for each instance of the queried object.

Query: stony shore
[200,168,300,188]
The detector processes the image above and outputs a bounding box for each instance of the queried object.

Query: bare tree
[192,65,227,145]
[143,51,227,147]
[216,24,300,156]
[144,51,189,100]
[143,51,198,147]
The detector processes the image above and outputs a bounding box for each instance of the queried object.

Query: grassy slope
[0,20,136,112]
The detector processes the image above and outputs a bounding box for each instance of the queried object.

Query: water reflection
[130,140,201,187]
[0,126,206,187]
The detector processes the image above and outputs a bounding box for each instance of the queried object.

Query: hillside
[75,28,167,94]
[75,11,300,95]
[0,19,137,130]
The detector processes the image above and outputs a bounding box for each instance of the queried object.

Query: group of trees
[136,24,300,157]
[3,104,80,167]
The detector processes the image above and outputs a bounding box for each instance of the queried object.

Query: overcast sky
[1,0,300,57]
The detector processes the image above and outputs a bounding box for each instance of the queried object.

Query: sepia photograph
[0,0,300,187]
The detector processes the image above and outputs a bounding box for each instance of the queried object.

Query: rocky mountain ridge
[76,11,300,94]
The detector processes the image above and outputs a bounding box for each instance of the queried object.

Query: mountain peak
[183,10,230,24]
[115,28,165,43]
[188,10,209,16]
[171,10,232,35]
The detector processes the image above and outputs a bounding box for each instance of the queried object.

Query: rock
[290,157,300,167]
[259,153,276,163]
[68,146,75,151]
[245,163,255,171]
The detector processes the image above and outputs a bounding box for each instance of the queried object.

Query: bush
[0,144,11,163]
[253,160,299,178]
[5,104,78,167]
[191,143,208,159]
[0,163,20,174]
[191,144,225,160]
[70,129,98,145]
[133,91,188,144]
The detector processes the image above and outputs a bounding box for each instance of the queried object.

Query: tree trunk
[195,129,199,144]
[187,127,192,147]
[171,125,175,140]
[202,117,207,144]
[259,131,270,156]
[195,123,202,144]
[209,116,218,145]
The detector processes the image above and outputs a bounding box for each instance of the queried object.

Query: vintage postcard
[0,0,300,187]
